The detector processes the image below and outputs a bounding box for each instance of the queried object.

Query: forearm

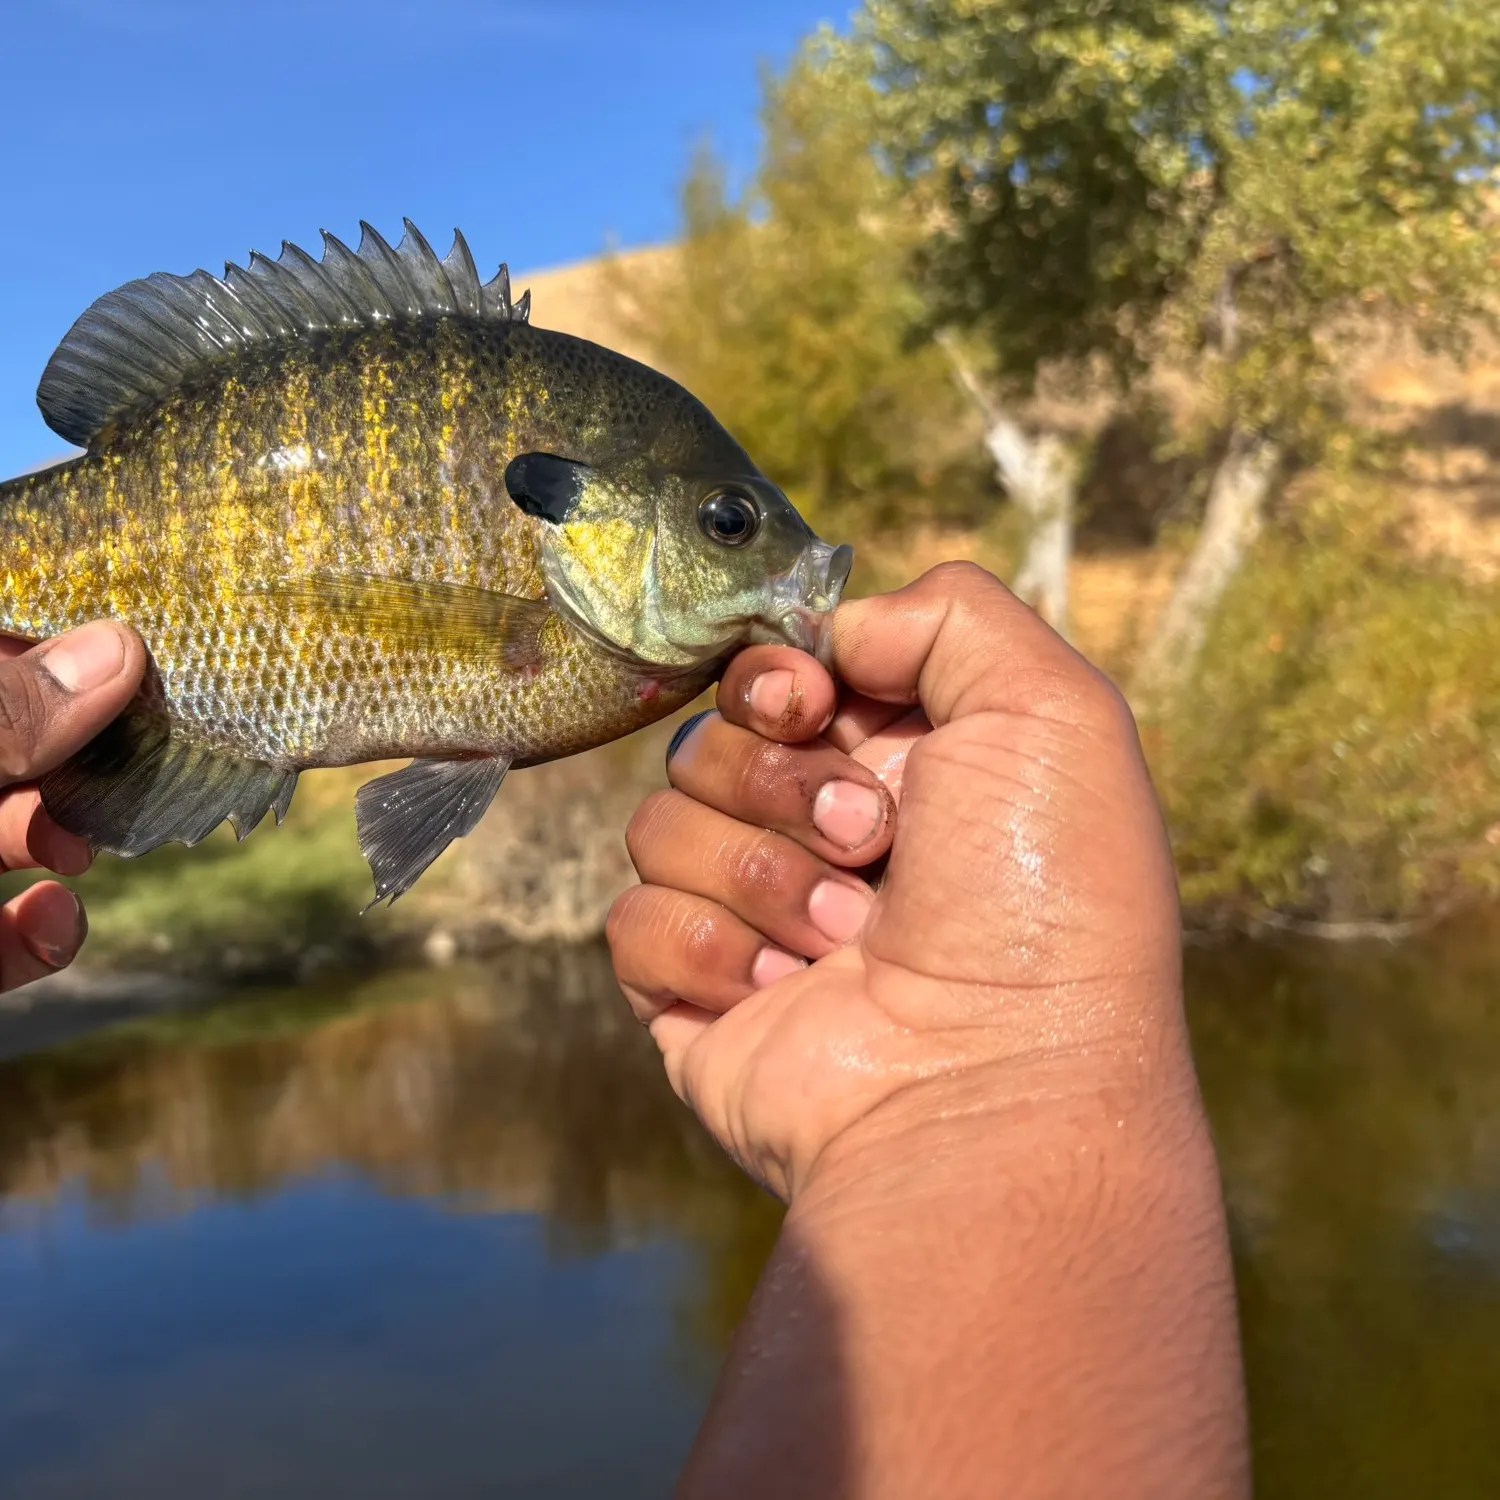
[680,1053,1250,1500]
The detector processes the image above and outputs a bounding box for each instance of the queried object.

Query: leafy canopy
[850,0,1500,444]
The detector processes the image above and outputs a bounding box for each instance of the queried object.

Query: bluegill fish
[0,221,852,902]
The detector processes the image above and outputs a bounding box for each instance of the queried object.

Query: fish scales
[0,321,709,768]
[0,221,852,902]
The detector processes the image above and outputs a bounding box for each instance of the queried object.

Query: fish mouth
[752,539,855,667]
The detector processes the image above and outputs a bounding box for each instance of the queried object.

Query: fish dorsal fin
[37,220,532,449]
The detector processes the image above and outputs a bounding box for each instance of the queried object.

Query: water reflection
[0,946,780,1499]
[1186,926,1500,1500]
[0,930,1498,1496]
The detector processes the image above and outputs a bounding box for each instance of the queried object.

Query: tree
[610,51,969,539]
[848,0,1500,680]
[1138,0,1500,698]
[848,0,1228,637]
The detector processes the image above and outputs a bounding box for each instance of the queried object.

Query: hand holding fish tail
[609,562,1249,1500]
[0,621,145,990]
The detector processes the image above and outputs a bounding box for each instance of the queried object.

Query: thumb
[829,561,1119,730]
[829,565,1172,998]
[0,622,146,785]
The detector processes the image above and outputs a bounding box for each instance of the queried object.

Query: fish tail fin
[39,707,298,856]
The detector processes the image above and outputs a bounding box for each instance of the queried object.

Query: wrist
[725,1011,1246,1500]
[793,988,1207,1218]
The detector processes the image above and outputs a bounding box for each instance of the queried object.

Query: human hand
[615,562,1246,1497]
[608,562,1188,1201]
[0,622,146,991]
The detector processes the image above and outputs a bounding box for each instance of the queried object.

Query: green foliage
[1170,0,1500,453]
[852,0,1500,452]
[853,0,1226,382]
[1156,478,1500,923]
[614,48,980,533]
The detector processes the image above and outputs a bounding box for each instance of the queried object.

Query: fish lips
[751,540,855,667]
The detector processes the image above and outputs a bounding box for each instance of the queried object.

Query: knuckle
[735,739,795,809]
[680,907,728,971]
[0,666,47,780]
[1078,669,1139,744]
[625,790,681,867]
[731,836,791,897]
[924,559,1001,598]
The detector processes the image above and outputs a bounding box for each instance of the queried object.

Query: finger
[607,884,806,1021]
[665,712,895,865]
[717,645,838,744]
[0,788,93,874]
[0,881,88,992]
[644,1000,718,1107]
[0,622,147,786]
[831,561,1119,729]
[0,636,35,663]
[627,790,874,959]
[823,690,912,754]
[844,707,932,804]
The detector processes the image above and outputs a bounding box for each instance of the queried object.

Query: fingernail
[809,880,873,945]
[22,885,87,971]
[752,946,807,989]
[41,622,126,693]
[666,710,715,764]
[812,780,884,849]
[748,669,795,723]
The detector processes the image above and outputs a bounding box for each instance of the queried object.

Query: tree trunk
[1135,429,1281,703]
[982,416,1076,640]
[938,337,1077,639]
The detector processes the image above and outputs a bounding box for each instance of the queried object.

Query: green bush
[1155,479,1500,925]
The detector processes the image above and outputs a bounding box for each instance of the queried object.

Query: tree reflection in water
[0,925,1498,1498]
[0,945,782,1365]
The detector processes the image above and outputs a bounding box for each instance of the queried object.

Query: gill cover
[506,449,853,669]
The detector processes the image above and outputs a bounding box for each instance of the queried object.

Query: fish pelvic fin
[355,754,510,910]
[39,709,298,857]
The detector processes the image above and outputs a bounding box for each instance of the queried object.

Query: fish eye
[698,489,760,548]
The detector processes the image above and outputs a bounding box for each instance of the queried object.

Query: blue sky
[0,0,847,474]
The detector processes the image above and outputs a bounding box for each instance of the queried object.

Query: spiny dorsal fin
[37,220,531,450]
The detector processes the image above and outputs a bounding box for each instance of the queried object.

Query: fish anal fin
[259,573,550,670]
[39,710,298,858]
[356,755,509,908]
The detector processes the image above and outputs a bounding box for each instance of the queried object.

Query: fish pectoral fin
[39,708,299,857]
[355,754,510,909]
[259,574,550,670]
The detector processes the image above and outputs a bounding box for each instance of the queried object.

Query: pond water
[0,928,1497,1497]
